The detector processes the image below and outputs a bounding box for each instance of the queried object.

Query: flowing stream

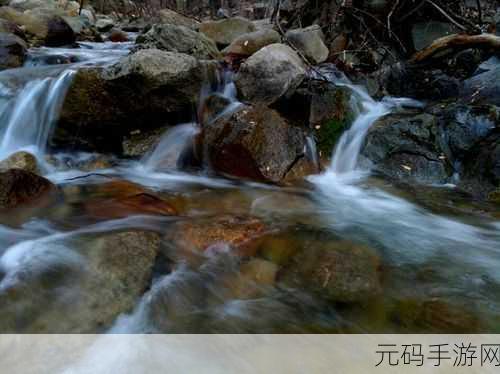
[0,39,499,334]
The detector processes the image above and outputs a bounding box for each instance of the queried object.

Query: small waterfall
[140,69,242,173]
[0,69,75,162]
[330,82,422,174]
[140,123,200,172]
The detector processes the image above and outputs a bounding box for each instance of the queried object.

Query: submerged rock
[57,49,217,152]
[86,193,178,220]
[0,151,39,174]
[203,104,308,183]
[392,299,482,333]
[165,214,266,258]
[285,25,329,64]
[0,31,26,69]
[0,230,161,332]
[235,43,306,106]
[0,169,56,210]
[199,17,256,46]
[280,239,381,303]
[135,23,220,60]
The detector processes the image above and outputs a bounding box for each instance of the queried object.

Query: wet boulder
[0,169,56,210]
[203,104,308,183]
[285,25,329,64]
[280,239,381,304]
[222,29,281,58]
[135,23,220,60]
[0,151,39,174]
[361,104,499,198]
[0,31,26,69]
[57,49,217,152]
[361,111,449,184]
[235,43,306,106]
[199,17,256,47]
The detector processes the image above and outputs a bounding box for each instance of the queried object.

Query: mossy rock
[310,85,352,158]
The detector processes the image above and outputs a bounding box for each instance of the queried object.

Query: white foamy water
[0,70,75,163]
[310,80,500,280]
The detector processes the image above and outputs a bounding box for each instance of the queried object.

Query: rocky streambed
[0,2,499,333]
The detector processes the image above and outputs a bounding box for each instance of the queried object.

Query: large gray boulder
[57,49,217,152]
[199,17,256,46]
[0,31,26,69]
[135,23,220,60]
[158,8,199,29]
[285,25,329,64]
[223,28,281,57]
[235,43,306,105]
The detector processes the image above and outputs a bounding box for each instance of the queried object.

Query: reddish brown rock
[0,169,56,210]
[204,105,308,183]
[166,215,267,257]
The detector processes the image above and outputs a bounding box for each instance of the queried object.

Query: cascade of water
[140,69,242,173]
[330,82,422,174]
[0,69,75,162]
[140,123,200,172]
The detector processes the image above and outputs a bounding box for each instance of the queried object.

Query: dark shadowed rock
[0,31,26,69]
[462,60,500,106]
[203,105,308,183]
[361,104,500,198]
[135,23,221,60]
[362,111,449,184]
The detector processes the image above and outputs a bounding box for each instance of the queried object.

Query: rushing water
[0,39,499,334]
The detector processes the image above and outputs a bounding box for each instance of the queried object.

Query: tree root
[409,33,500,64]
